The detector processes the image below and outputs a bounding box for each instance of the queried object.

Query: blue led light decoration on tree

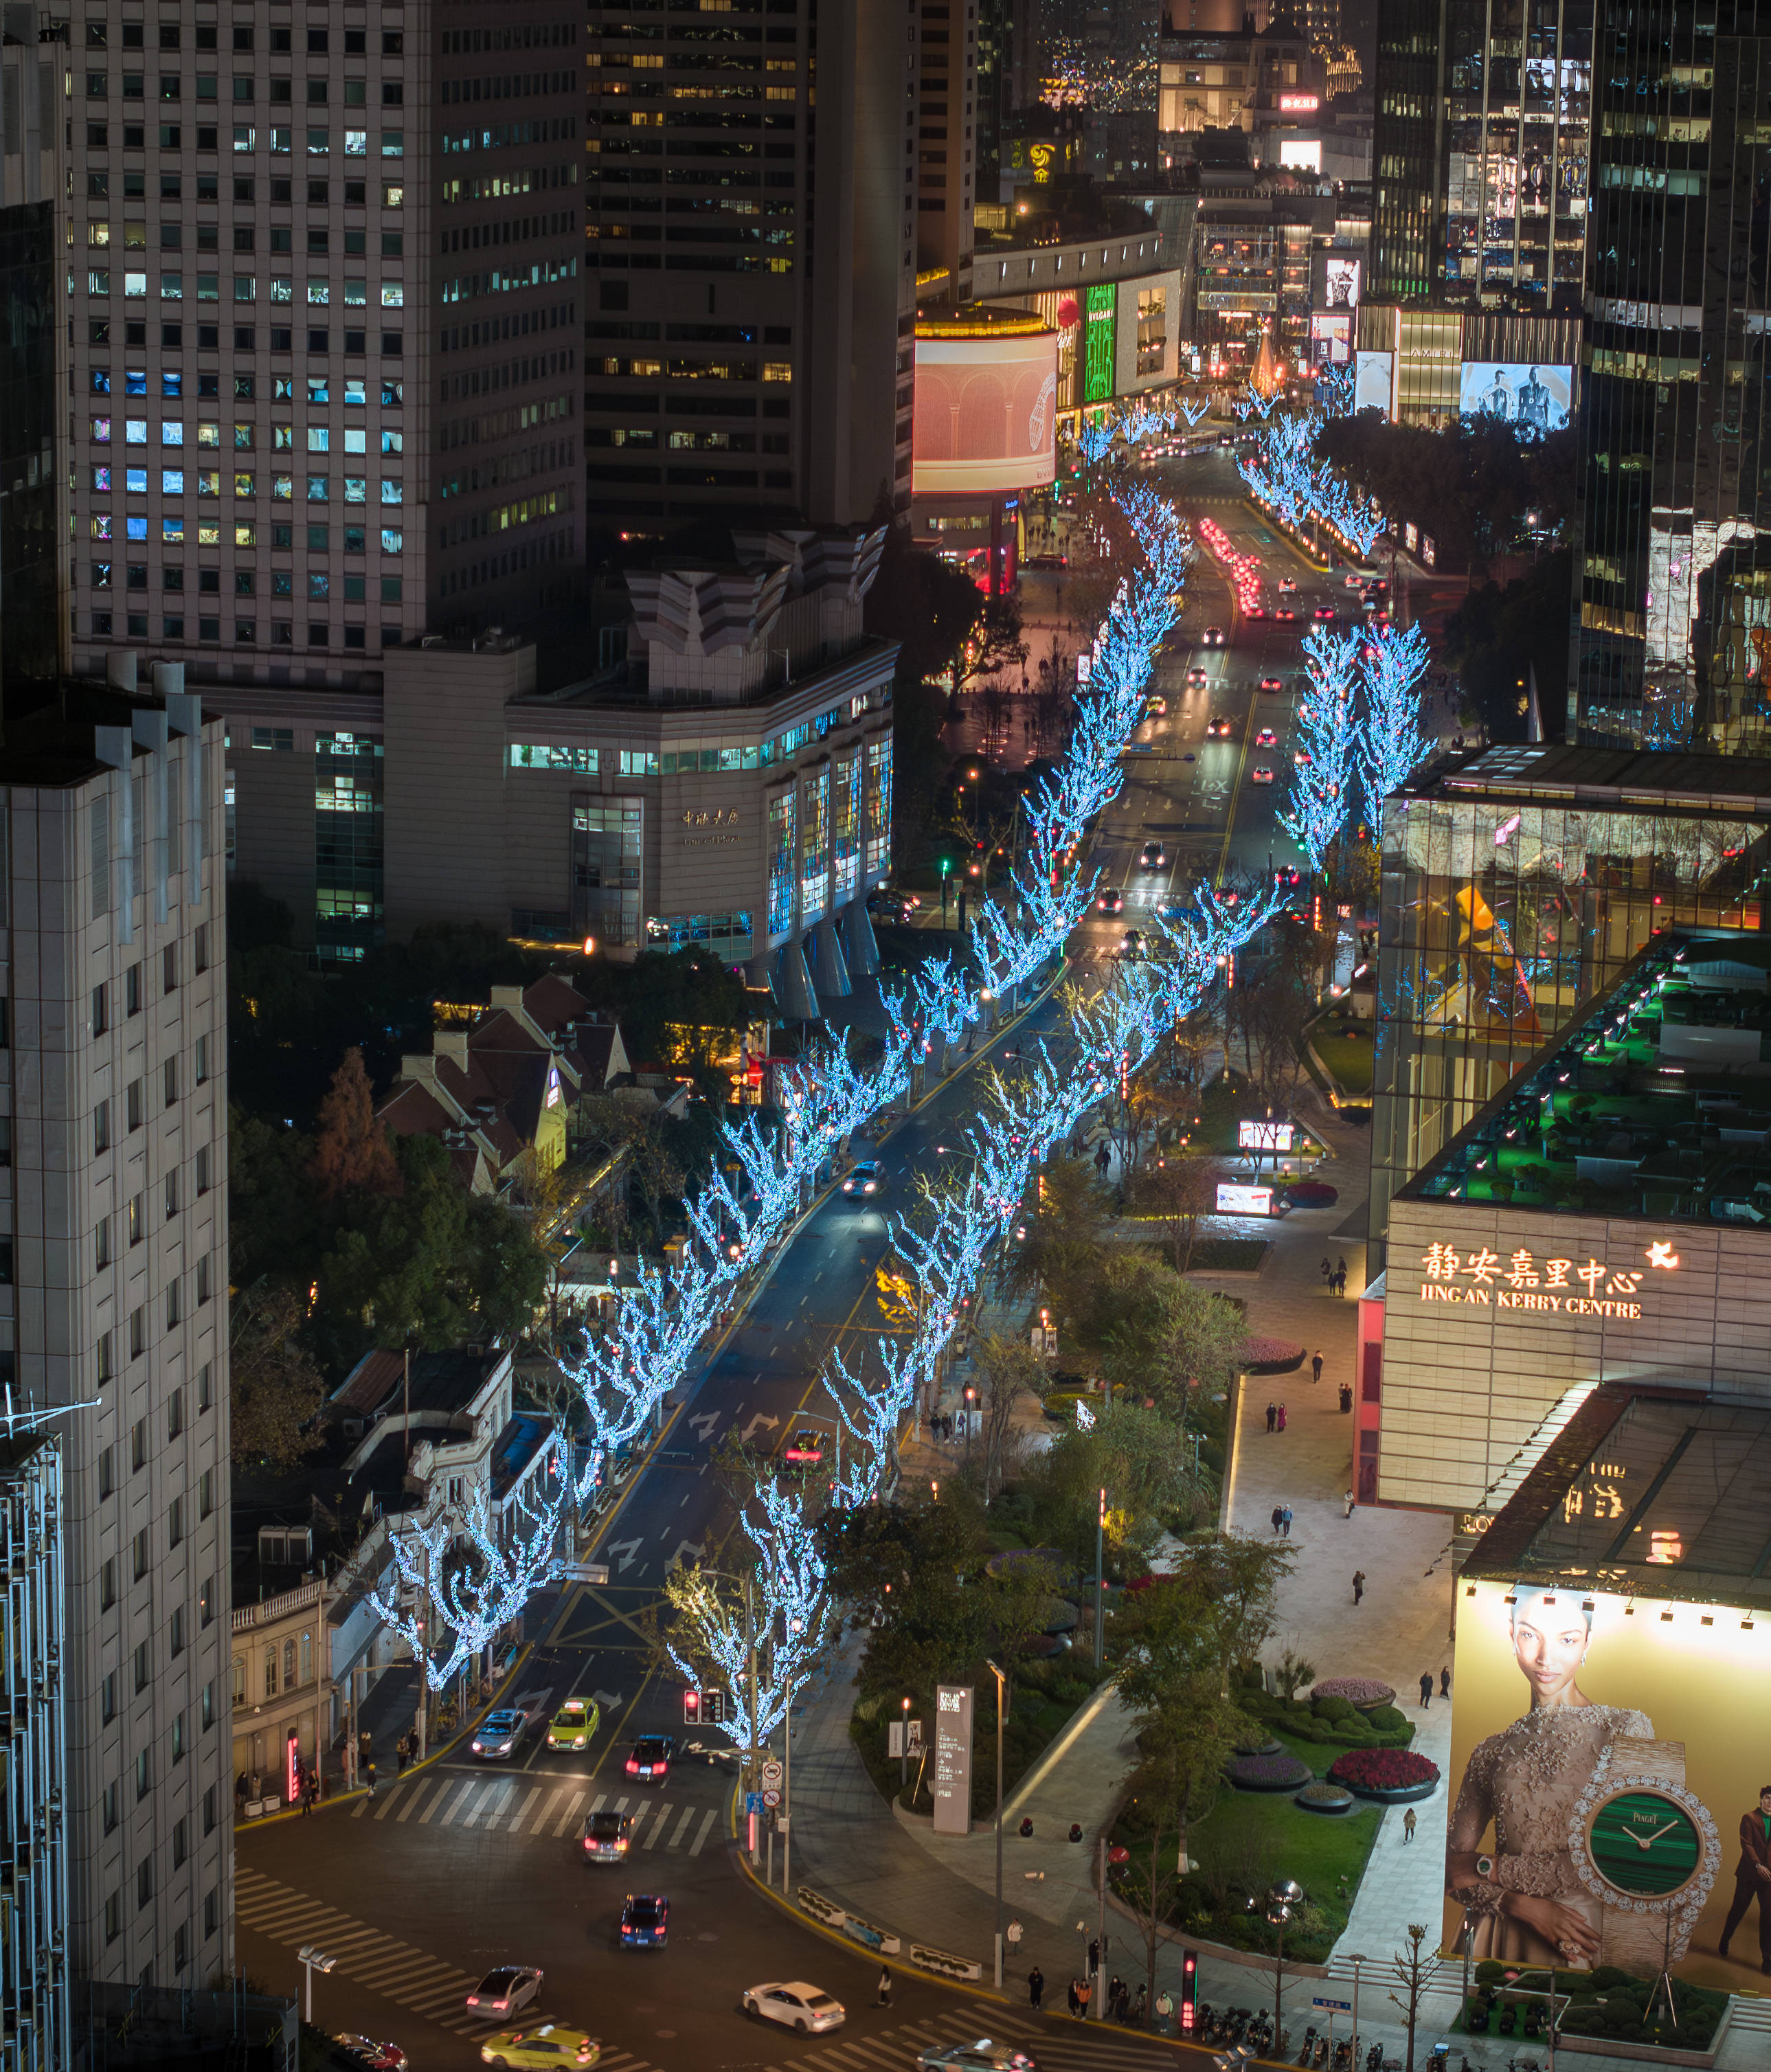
[372,432,1267,1698]
[1359,619,1432,820]
[1279,624,1362,870]
[1180,396,1210,427]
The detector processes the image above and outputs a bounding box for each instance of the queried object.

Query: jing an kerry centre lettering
[1415,1240,1682,1322]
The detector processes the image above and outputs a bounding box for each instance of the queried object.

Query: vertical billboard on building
[1322,255,1361,309]
[932,1684,974,1834]
[1445,1577,1766,1992]
[1310,314,1352,365]
[1354,349,1393,418]
[912,324,1059,495]
[1083,284,1118,404]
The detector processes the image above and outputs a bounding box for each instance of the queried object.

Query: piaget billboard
[1444,1578,1768,1991]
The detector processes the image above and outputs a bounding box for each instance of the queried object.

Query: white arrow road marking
[603,1536,642,1574]
[591,1689,623,1710]
[665,1538,706,1573]
[741,1412,780,1444]
[688,1410,720,1442]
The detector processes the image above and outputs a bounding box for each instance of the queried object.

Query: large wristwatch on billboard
[1568,1735,1720,1970]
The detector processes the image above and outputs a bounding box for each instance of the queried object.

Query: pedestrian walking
[1281,1505,1293,1537]
[366,1759,377,1799]
[1403,1807,1418,1845]
[877,1966,893,2007]
[1276,1403,1287,1433]
[1320,1256,1331,1284]
[1006,1917,1024,1956]
[1133,1981,1148,2025]
[1352,1568,1366,1606]
[395,1733,407,1774]
[1265,1401,1277,1433]
[1339,1382,1354,1414]
[1271,1504,1285,1535]
[1419,1671,1434,1708]
[1311,1350,1324,1384]
[1344,1487,1356,1519]
[1028,1966,1045,2011]
[1335,1256,1349,1294]
[1440,1666,1452,1698]
[1068,1979,1082,2018]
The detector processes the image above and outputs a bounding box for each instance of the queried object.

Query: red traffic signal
[682,1689,701,1724]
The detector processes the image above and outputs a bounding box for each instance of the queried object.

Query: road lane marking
[640,1799,673,1846]
[420,1779,469,1825]
[668,1803,697,1847]
[508,1784,542,1831]
[688,1805,719,1854]
[462,1781,512,1828]
[394,1779,432,1822]
[236,1899,336,1935]
[550,1788,585,1837]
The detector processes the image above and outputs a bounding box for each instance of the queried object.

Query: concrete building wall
[5,706,233,1989]
[1378,1194,1771,1516]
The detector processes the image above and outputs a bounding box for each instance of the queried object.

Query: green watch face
[1587,1790,1702,1898]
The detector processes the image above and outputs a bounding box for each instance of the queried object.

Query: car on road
[782,1428,825,1467]
[1202,624,1226,646]
[1138,840,1166,868]
[1207,718,1234,738]
[1120,929,1144,958]
[1276,865,1302,887]
[866,890,916,925]
[1294,748,1311,765]
[1259,675,1285,692]
[1250,765,1275,785]
[1274,605,1296,620]
[1144,694,1166,718]
[466,1968,543,2020]
[1276,576,1298,594]
[1095,887,1125,915]
[624,1735,675,1783]
[1185,664,1208,688]
[916,2040,1039,2072]
[582,1809,635,1861]
[1244,603,1266,618]
[1181,751,1196,762]
[1313,604,1338,621]
[1256,728,1278,747]
[744,1983,846,2035]
[620,1893,669,1948]
[841,1159,881,1197]
[334,2040,407,2072]
[547,1699,600,1752]
[472,1709,532,1761]
[1024,552,1068,570]
[479,2024,600,2069]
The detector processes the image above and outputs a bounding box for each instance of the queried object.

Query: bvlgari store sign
[1377,1197,1771,1515]
[1414,1239,1682,1322]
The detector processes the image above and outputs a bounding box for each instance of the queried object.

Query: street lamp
[899,1695,911,1797]
[1251,1877,1304,2049]
[986,1658,1007,1988]
[297,1944,337,2023]
[964,1384,976,1467]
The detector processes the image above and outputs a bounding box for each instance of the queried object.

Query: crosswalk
[773,2007,1179,2072]
[350,1773,722,1857]
[234,1862,662,2058]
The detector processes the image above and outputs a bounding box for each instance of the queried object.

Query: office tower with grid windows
[1,675,233,1992]
[583,0,915,534]
[1370,0,1593,312]
[1572,2,1771,753]
[66,0,586,692]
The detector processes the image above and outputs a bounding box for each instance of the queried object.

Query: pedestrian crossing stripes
[355,1773,723,1855]
[773,2007,1176,2072]
[234,1864,663,2058]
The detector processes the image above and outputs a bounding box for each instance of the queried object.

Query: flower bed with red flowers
[1327,1748,1441,1801]
[1243,1336,1305,1374]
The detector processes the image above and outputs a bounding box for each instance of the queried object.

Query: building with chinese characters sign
[1364,930,1771,1514]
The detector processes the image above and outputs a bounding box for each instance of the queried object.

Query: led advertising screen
[1310,313,1352,365]
[1354,349,1393,417]
[1458,361,1572,438]
[1216,1183,1273,1215]
[1083,282,1118,405]
[1238,1120,1296,1152]
[1445,1577,1768,1994]
[1323,256,1361,310]
[912,328,1059,496]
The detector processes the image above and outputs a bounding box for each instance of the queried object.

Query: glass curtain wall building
[1369,745,1771,1261]
[1371,0,1592,311]
[1572,3,1771,753]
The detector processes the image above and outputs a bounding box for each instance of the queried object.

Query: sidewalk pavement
[769,1087,1766,2069]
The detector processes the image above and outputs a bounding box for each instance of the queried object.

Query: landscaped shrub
[1309,1677,1395,1709]
[1367,1704,1407,1733]
[1244,1336,1306,1373]
[1327,1748,1440,1792]
[1283,1180,1338,1208]
[1295,1782,1353,1806]
[1226,1751,1313,1790]
[1311,1693,1357,1723]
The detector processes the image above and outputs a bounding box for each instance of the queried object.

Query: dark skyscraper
[1370,0,1592,312]
[1572,2,1771,751]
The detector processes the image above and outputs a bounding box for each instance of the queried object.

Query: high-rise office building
[1572,1,1771,753]
[583,0,915,534]
[3,677,234,1990]
[66,0,586,692]
[0,3,63,710]
[914,0,979,287]
[1370,0,1592,311]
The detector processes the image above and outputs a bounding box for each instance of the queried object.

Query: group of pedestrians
[1419,1667,1452,1707]
[1263,1401,1289,1433]
[1268,1503,1294,1537]
[1318,1256,1351,1297]
[926,1409,966,1443]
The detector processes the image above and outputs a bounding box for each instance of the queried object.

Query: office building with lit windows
[67,0,586,692]
[583,0,914,534]
[1,677,234,1992]
[1370,0,1592,311]
[1572,1,1771,753]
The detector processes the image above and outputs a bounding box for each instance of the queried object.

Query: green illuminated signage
[1083,283,1117,404]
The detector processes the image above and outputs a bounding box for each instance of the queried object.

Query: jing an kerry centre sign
[1415,1239,1683,1322]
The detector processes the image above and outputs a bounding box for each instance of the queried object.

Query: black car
[1138,840,1167,869]
[624,1735,675,1783]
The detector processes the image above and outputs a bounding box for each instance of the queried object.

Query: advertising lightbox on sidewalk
[932,1684,975,1836]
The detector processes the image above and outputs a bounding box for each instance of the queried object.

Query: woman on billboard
[1445,1588,1651,1967]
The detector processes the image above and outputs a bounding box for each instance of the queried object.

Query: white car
[916,2042,1037,2072]
[1276,576,1298,594]
[742,1982,846,2035]
[471,1709,528,1760]
[465,1966,543,2020]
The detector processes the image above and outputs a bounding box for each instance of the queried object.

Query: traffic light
[682,1689,701,1726]
[1180,1948,1198,2034]
[706,1689,731,1726]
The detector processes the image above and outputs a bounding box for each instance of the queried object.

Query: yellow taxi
[547,1699,600,1752]
[480,2023,600,2069]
